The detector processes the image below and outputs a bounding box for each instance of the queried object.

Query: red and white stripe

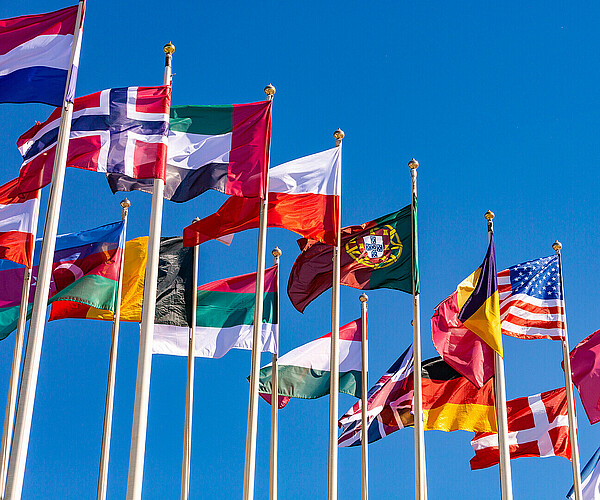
[498,268,566,341]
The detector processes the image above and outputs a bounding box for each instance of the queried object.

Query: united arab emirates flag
[107,101,272,202]
[288,202,418,312]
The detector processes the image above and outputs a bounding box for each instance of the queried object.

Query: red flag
[566,329,600,424]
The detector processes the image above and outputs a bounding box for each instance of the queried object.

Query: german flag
[422,357,497,433]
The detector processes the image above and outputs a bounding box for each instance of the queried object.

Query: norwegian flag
[16,85,171,194]
[498,255,566,341]
[338,345,413,447]
[470,387,571,470]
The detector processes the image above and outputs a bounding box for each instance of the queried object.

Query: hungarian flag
[183,147,341,247]
[287,204,415,313]
[16,85,171,194]
[108,102,272,201]
[0,220,125,339]
[258,319,363,408]
[0,177,39,267]
[470,387,570,470]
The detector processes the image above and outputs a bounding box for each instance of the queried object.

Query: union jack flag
[16,85,171,194]
[498,255,565,341]
[338,345,413,447]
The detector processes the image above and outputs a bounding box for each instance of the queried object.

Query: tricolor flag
[258,319,362,408]
[0,5,82,106]
[0,177,39,267]
[183,147,341,247]
[17,85,171,194]
[108,102,272,201]
[568,445,600,500]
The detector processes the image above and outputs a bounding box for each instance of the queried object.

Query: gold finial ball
[163,42,175,55]
[120,198,131,209]
[408,158,419,170]
[264,84,276,96]
[359,293,369,303]
[193,216,200,223]
[552,240,563,252]
[334,128,345,140]
[272,247,282,258]
[484,210,495,221]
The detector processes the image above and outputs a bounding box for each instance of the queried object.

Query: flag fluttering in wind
[567,444,600,500]
[183,147,341,247]
[470,387,570,470]
[108,101,272,201]
[287,205,415,313]
[0,5,81,106]
[16,85,171,194]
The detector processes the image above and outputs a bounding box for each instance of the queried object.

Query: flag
[258,319,363,407]
[568,445,600,500]
[287,205,415,313]
[0,220,125,339]
[470,387,571,470]
[498,255,565,340]
[0,177,39,267]
[153,263,278,359]
[338,345,414,447]
[107,101,272,201]
[0,5,81,106]
[183,147,340,246]
[16,85,171,194]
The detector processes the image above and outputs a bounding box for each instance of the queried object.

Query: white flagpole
[125,42,173,500]
[0,193,41,499]
[359,293,368,500]
[242,83,275,500]
[553,240,582,500]
[484,210,513,500]
[5,2,85,497]
[269,247,281,500]
[408,159,427,500]
[181,218,199,500]
[96,198,131,500]
[327,128,343,500]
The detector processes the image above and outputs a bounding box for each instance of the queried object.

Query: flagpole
[485,210,513,500]
[125,42,173,500]
[0,193,41,499]
[269,247,281,500]
[5,3,85,498]
[408,159,427,500]
[242,83,275,500]
[181,217,200,500]
[96,198,131,500]
[359,293,368,500]
[327,128,343,500]
[553,240,582,500]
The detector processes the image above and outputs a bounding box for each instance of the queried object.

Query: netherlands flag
[0,4,82,106]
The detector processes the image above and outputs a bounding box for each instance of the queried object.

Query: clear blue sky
[0,1,598,498]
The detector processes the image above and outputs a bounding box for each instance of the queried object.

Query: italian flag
[258,318,363,408]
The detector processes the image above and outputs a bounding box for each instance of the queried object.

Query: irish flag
[258,318,362,408]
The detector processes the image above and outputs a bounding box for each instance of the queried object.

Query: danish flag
[16,85,171,194]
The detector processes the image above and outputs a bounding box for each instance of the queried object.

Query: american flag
[338,345,413,447]
[498,255,565,341]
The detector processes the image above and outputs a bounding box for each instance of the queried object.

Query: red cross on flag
[470,387,571,470]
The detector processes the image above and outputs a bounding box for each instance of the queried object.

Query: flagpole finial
[272,247,282,258]
[193,217,200,223]
[120,198,130,209]
[334,128,345,140]
[264,84,276,99]
[408,158,419,170]
[484,210,495,221]
[552,240,562,253]
[163,42,175,55]
[359,293,368,303]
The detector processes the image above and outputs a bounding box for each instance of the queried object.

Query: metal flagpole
[327,128,344,500]
[125,42,173,500]
[359,293,368,500]
[408,159,427,500]
[553,240,582,500]
[0,193,41,499]
[96,198,131,500]
[5,3,85,498]
[269,247,281,500]
[484,210,513,500]
[181,217,200,500]
[242,83,275,500]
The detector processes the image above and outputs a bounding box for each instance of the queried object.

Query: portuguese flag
[287,202,417,313]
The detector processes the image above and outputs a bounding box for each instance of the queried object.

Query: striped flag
[498,255,565,340]
[568,444,600,500]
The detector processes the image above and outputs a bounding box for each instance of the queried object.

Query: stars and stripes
[498,254,566,341]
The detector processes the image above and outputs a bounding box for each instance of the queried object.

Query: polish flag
[183,147,341,247]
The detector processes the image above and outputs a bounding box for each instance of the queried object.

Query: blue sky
[0,1,599,498]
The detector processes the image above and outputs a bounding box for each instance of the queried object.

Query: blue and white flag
[568,445,600,499]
